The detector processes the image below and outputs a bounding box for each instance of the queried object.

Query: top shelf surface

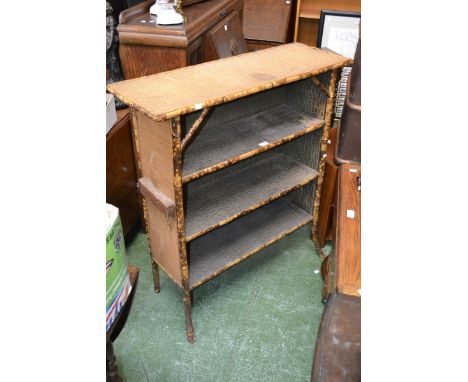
[107,43,352,122]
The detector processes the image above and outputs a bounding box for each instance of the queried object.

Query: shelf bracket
[311,76,329,97]
[181,107,211,153]
[138,177,175,221]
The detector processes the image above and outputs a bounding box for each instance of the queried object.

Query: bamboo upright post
[311,69,339,257]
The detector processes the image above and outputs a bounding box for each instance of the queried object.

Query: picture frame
[317,10,360,118]
[317,10,361,58]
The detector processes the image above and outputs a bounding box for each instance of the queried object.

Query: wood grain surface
[334,163,361,297]
[106,108,140,235]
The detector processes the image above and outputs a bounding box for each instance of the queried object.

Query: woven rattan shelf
[182,103,324,182]
[185,152,318,241]
[189,199,312,289]
[107,43,351,343]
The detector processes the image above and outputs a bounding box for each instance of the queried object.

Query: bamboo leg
[183,288,194,343]
[150,257,161,293]
[172,117,195,343]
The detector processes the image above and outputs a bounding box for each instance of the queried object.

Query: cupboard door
[205,11,248,61]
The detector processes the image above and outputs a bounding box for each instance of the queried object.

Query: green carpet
[114,224,329,381]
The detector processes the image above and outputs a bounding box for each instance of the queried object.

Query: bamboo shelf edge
[188,199,313,289]
[182,117,325,183]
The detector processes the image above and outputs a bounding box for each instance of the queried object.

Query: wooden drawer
[205,10,247,61]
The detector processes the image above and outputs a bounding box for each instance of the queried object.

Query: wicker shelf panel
[182,103,324,182]
[188,199,312,289]
[185,152,318,241]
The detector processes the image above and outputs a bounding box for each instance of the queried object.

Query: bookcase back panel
[182,85,288,136]
[182,75,329,136]
[285,73,330,118]
[181,78,328,182]
[137,112,176,201]
[277,131,322,214]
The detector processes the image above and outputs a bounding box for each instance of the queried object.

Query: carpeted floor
[114,224,330,381]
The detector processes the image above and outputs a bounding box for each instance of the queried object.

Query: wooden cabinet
[107,43,351,343]
[243,0,296,51]
[294,0,360,46]
[117,0,244,79]
[106,108,140,236]
[205,10,247,60]
[334,163,361,297]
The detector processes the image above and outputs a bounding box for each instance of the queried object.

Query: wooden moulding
[138,177,175,221]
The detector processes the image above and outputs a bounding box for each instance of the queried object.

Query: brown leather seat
[311,293,361,382]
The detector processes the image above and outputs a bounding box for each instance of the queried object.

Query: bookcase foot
[150,257,161,293]
[183,289,195,343]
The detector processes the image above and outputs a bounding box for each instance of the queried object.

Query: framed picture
[317,10,361,58]
[317,10,360,118]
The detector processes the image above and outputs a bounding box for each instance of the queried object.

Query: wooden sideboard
[108,43,351,343]
[117,0,244,79]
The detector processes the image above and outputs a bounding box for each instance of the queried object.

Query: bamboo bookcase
[107,43,351,343]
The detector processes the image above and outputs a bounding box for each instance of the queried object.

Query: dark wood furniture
[294,0,361,46]
[108,43,351,343]
[243,0,296,52]
[321,162,360,299]
[311,293,361,382]
[106,108,140,236]
[106,265,140,382]
[334,163,360,296]
[316,125,338,247]
[117,0,244,79]
[205,9,247,59]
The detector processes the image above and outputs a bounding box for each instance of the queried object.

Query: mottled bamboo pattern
[311,76,330,96]
[181,107,211,152]
[312,69,339,232]
[171,117,195,343]
[111,47,351,343]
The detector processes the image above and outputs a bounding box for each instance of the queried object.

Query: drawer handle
[219,9,229,18]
